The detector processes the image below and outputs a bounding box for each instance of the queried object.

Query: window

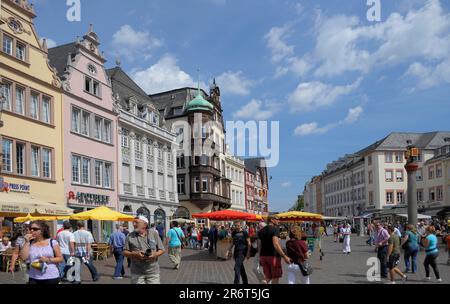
[417,190,423,202]
[396,170,404,182]
[95,161,103,186]
[104,163,112,188]
[173,107,183,116]
[16,42,26,61]
[122,165,130,185]
[30,93,39,119]
[385,152,393,163]
[369,192,374,205]
[88,64,97,75]
[397,191,404,204]
[82,158,90,184]
[81,111,90,136]
[93,81,100,97]
[135,136,142,154]
[121,129,129,148]
[2,35,13,55]
[31,146,40,177]
[16,143,25,175]
[72,156,81,183]
[177,156,185,169]
[147,143,153,156]
[94,117,102,140]
[194,177,200,192]
[1,82,12,111]
[71,108,80,133]
[41,96,50,123]
[395,152,403,163]
[42,149,51,178]
[416,169,423,181]
[429,166,434,179]
[436,164,442,178]
[386,191,394,204]
[385,170,393,182]
[85,77,92,93]
[368,155,372,166]
[202,177,208,192]
[177,177,185,194]
[15,86,24,114]
[2,139,12,172]
[103,120,111,143]
[429,188,435,201]
[437,187,443,201]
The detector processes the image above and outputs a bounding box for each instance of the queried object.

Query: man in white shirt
[56,221,75,279]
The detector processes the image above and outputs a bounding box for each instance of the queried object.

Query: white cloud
[405,59,450,89]
[40,38,57,48]
[132,54,200,94]
[264,24,295,63]
[281,181,292,188]
[233,99,275,120]
[344,106,363,124]
[288,78,361,112]
[294,106,364,137]
[216,71,254,96]
[111,25,162,62]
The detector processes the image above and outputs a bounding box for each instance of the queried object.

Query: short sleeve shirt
[231,230,249,255]
[167,227,185,248]
[57,230,75,255]
[388,234,401,255]
[426,234,438,255]
[124,230,165,275]
[258,225,280,257]
[73,230,95,257]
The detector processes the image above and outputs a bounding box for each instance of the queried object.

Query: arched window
[174,206,190,219]
[154,209,166,228]
[136,207,150,223]
[123,205,133,214]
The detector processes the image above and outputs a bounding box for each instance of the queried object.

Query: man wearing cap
[258,216,292,284]
[123,216,165,284]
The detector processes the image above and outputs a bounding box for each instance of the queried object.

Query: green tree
[290,195,304,211]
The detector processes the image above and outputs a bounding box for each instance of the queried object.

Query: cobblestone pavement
[1,236,448,284]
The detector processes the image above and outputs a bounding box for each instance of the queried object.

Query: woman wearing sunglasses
[20,221,63,284]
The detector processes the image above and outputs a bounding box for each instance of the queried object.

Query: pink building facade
[49,26,118,239]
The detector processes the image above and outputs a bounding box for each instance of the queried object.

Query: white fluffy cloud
[111,25,162,62]
[288,78,361,112]
[405,59,450,89]
[264,24,295,63]
[216,71,254,96]
[267,0,450,90]
[132,54,198,94]
[294,106,364,136]
[233,99,276,120]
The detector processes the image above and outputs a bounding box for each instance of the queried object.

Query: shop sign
[0,180,30,193]
[68,191,110,206]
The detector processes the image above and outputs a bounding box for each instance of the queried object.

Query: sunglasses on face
[30,227,40,231]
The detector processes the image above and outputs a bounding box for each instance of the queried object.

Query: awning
[0,192,73,217]
[397,214,431,220]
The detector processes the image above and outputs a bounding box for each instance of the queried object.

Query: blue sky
[32,0,450,212]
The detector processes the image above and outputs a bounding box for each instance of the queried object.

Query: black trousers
[28,278,60,285]
[234,253,248,284]
[377,246,388,278]
[424,253,440,279]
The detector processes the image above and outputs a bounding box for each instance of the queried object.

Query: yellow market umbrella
[70,206,135,222]
[275,211,323,222]
[14,214,70,223]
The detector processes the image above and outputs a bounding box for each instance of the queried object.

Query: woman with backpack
[20,221,63,284]
[401,224,420,274]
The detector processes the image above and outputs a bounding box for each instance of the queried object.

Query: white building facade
[225,153,245,211]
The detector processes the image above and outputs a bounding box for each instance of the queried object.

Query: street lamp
[405,140,420,226]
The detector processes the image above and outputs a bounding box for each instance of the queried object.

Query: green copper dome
[186,90,214,113]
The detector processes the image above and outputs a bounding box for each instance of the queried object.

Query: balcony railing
[148,188,156,198]
[122,148,130,164]
[135,151,143,161]
[159,190,166,200]
[190,165,221,177]
[136,186,145,197]
[123,183,132,194]
[190,192,231,206]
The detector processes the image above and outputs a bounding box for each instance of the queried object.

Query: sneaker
[423,277,431,282]
[437,278,443,283]
[385,281,396,284]
[112,277,123,280]
[93,277,99,282]
[402,275,408,283]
